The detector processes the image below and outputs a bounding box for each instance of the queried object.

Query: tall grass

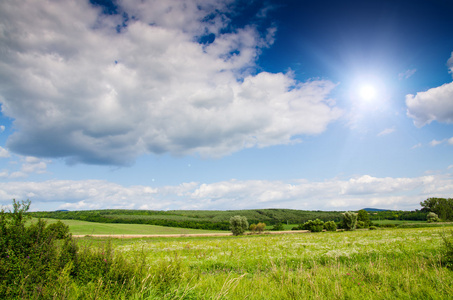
[74,227,453,299]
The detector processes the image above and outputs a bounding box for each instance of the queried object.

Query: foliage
[255,222,266,233]
[357,209,371,227]
[29,208,345,230]
[420,197,453,221]
[323,220,337,231]
[46,219,71,239]
[427,212,440,223]
[368,209,428,221]
[343,211,357,231]
[302,219,324,232]
[0,199,151,299]
[369,226,377,230]
[271,222,284,231]
[230,215,249,236]
[249,223,257,233]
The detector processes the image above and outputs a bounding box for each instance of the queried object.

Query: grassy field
[38,218,224,235]
[74,227,453,299]
[371,219,425,225]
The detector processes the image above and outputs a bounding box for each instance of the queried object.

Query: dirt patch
[73,230,310,239]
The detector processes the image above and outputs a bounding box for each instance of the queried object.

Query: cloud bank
[1,174,451,212]
[0,0,340,165]
[406,52,453,127]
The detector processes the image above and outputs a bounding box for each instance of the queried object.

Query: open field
[74,227,453,299]
[371,219,425,225]
[38,218,224,235]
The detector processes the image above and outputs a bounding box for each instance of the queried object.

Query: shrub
[369,226,377,230]
[324,220,337,231]
[357,209,371,227]
[303,219,324,232]
[271,222,284,231]
[230,215,249,236]
[343,211,357,231]
[356,220,366,229]
[0,199,146,299]
[249,223,257,233]
[46,220,71,239]
[427,212,440,223]
[256,222,266,233]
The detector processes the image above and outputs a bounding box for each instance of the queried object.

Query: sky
[0,0,452,212]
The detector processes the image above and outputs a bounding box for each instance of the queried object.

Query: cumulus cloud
[406,53,453,127]
[1,174,451,211]
[0,0,341,165]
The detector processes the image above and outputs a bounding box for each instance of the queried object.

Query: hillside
[30,208,344,231]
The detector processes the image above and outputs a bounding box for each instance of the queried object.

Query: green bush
[0,199,148,299]
[427,212,440,223]
[271,222,284,231]
[303,219,324,232]
[323,220,337,231]
[230,215,249,236]
[46,220,71,239]
[357,209,371,227]
[343,211,357,231]
[369,226,377,230]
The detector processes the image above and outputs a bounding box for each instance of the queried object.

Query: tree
[271,222,284,231]
[302,219,324,232]
[255,222,266,233]
[343,211,357,231]
[324,221,337,232]
[229,216,248,236]
[249,223,257,233]
[357,209,371,227]
[420,198,453,221]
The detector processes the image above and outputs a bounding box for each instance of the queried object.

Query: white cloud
[406,54,453,127]
[0,147,10,158]
[0,126,5,133]
[448,137,453,145]
[411,143,422,149]
[0,0,341,166]
[377,127,395,137]
[1,174,451,211]
[429,139,445,147]
[398,69,416,80]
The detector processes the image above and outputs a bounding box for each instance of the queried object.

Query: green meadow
[38,218,223,235]
[71,226,453,299]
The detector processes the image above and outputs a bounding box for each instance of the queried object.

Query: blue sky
[0,0,452,211]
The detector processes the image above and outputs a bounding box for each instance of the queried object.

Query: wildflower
[104,259,107,262]
[346,273,350,276]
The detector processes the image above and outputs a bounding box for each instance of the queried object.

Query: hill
[29,208,344,231]
[363,208,390,212]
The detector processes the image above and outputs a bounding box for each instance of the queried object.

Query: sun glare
[358,84,377,101]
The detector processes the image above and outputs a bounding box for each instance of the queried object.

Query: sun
[358,84,377,101]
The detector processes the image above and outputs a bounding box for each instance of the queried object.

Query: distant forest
[29,208,428,231]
